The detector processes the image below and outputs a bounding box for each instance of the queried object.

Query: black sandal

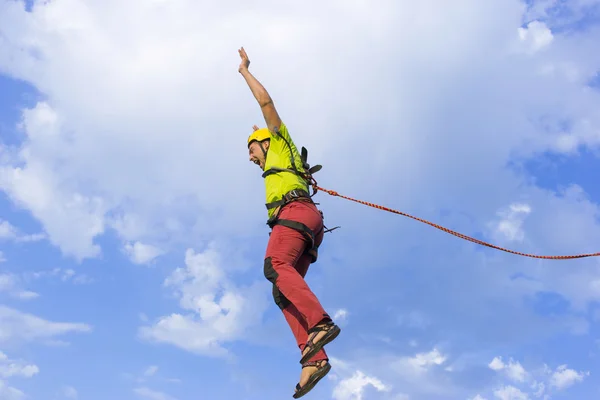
[299,320,341,365]
[293,360,331,399]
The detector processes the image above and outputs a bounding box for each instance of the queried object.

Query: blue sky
[1,1,600,399]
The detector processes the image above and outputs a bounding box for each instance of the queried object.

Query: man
[238,47,341,398]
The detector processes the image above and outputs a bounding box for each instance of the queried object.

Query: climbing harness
[310,185,600,260]
[259,127,339,263]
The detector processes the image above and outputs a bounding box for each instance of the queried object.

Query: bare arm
[238,47,282,132]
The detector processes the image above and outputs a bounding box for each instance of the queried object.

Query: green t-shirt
[263,122,309,218]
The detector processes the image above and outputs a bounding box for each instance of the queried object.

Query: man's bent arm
[238,48,282,132]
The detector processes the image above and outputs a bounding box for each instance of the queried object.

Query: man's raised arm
[238,47,282,132]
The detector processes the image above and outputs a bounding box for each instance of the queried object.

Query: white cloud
[489,357,505,371]
[327,348,457,398]
[124,241,164,265]
[486,356,589,399]
[62,385,78,399]
[134,387,177,400]
[393,348,447,377]
[517,21,554,54]
[0,102,106,261]
[0,380,25,400]
[0,221,18,239]
[333,308,349,325]
[488,357,528,383]
[493,385,529,400]
[138,244,268,357]
[0,219,45,243]
[332,370,390,400]
[471,395,489,400]
[530,381,545,398]
[490,203,532,242]
[549,364,589,390]
[0,305,92,345]
[0,273,39,300]
[0,351,39,379]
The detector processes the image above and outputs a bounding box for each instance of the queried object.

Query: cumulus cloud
[482,356,589,399]
[138,243,268,357]
[0,219,45,243]
[0,353,36,400]
[0,351,39,379]
[328,348,454,400]
[0,273,39,300]
[333,308,349,325]
[493,385,529,400]
[332,370,390,400]
[392,348,448,377]
[517,21,554,54]
[488,357,528,383]
[0,380,25,400]
[1,268,92,300]
[489,203,532,242]
[548,364,589,390]
[0,305,92,345]
[124,242,164,265]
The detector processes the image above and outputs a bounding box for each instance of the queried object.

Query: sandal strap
[301,322,337,364]
[307,320,333,334]
[302,361,319,368]
[303,321,334,353]
[302,359,328,369]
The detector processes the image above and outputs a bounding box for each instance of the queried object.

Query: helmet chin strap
[258,141,267,159]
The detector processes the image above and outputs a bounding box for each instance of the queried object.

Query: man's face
[248,140,269,170]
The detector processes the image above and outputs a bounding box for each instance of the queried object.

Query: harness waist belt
[265,188,311,210]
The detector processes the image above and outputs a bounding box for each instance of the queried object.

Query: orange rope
[314,185,600,260]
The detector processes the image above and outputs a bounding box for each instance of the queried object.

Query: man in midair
[238,47,341,398]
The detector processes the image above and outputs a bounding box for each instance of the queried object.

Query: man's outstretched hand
[238,47,281,130]
[238,47,250,73]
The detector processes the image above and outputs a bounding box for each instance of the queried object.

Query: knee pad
[263,257,278,283]
[264,257,290,310]
[272,285,291,310]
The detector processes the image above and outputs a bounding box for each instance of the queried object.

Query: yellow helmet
[247,128,271,148]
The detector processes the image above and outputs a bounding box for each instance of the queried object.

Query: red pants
[264,200,330,363]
